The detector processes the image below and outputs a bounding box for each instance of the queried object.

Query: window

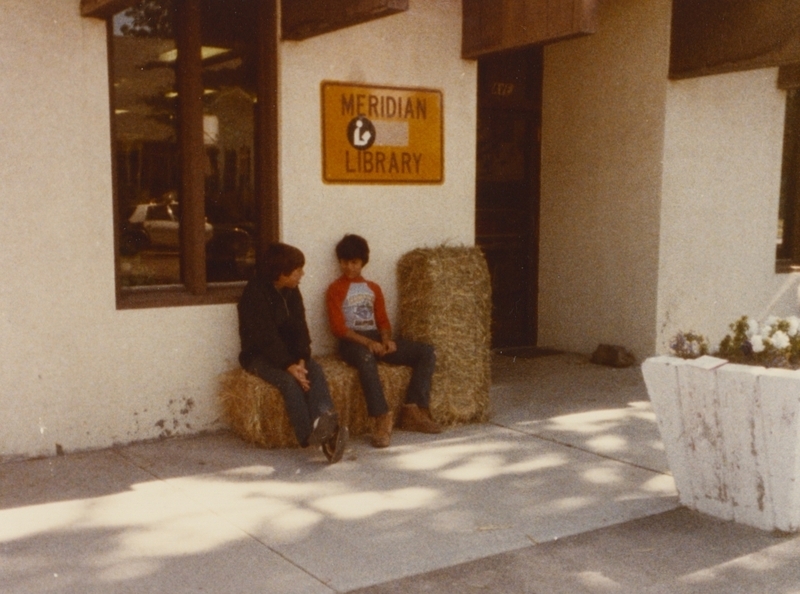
[777,88,800,269]
[109,0,277,308]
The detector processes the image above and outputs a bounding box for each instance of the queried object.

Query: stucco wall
[538,0,672,359]
[0,0,474,459]
[0,1,242,461]
[657,68,793,351]
[279,0,476,354]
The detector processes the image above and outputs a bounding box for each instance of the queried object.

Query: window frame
[106,0,279,309]
[777,66,800,272]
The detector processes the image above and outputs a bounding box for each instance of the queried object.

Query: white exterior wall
[0,1,240,460]
[538,0,672,359]
[0,0,474,460]
[8,0,790,460]
[657,68,794,351]
[279,0,475,354]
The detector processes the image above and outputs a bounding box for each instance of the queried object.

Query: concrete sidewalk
[2,353,798,593]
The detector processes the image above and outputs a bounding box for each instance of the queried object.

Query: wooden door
[476,47,542,348]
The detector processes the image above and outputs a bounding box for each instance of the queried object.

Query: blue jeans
[338,330,436,417]
[244,357,334,447]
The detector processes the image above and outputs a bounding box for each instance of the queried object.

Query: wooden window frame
[776,68,800,273]
[103,0,279,309]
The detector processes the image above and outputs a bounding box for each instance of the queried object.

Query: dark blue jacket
[237,275,312,370]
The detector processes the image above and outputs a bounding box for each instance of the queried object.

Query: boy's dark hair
[261,242,305,281]
[335,234,370,264]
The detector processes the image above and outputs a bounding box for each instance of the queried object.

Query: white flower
[746,318,759,338]
[762,316,779,335]
[788,316,800,337]
[751,335,765,353]
[772,330,791,350]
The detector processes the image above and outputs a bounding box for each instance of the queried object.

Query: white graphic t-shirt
[342,282,377,332]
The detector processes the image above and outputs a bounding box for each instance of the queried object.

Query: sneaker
[371,412,393,448]
[397,404,442,434]
[322,424,348,463]
[308,410,338,446]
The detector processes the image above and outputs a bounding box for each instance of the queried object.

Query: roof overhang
[670,0,800,80]
[81,0,136,19]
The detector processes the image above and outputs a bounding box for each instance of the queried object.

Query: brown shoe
[371,413,393,448]
[398,404,442,434]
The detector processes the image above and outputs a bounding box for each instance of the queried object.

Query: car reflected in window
[122,201,213,254]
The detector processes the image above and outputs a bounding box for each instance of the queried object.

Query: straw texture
[397,245,492,425]
[218,356,411,448]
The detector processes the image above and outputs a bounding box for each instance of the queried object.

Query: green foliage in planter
[671,315,800,369]
[669,331,709,359]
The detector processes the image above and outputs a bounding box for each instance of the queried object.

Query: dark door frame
[475,46,542,349]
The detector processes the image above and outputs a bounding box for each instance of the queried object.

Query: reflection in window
[112,0,256,289]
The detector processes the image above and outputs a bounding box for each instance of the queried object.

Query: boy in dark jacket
[238,242,347,462]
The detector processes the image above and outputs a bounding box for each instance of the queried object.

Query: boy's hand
[367,340,386,356]
[288,360,310,392]
[378,330,396,356]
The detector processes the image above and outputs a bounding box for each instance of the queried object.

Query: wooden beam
[256,0,280,251]
[81,0,137,19]
[779,64,800,90]
[175,0,207,293]
[462,0,598,60]
[670,0,800,80]
[281,0,408,41]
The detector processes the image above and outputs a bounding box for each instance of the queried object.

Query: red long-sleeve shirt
[326,275,391,338]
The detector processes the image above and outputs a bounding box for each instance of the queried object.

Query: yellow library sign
[321,81,443,184]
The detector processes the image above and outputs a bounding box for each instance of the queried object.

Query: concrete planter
[642,355,800,532]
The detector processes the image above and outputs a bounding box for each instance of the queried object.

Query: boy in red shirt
[326,234,441,447]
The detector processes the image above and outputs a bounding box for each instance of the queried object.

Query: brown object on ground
[371,412,393,448]
[218,355,410,448]
[590,344,636,368]
[397,245,492,426]
[397,404,442,434]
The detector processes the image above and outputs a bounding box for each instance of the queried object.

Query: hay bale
[397,245,492,425]
[218,356,412,448]
[322,356,411,435]
[218,367,298,448]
